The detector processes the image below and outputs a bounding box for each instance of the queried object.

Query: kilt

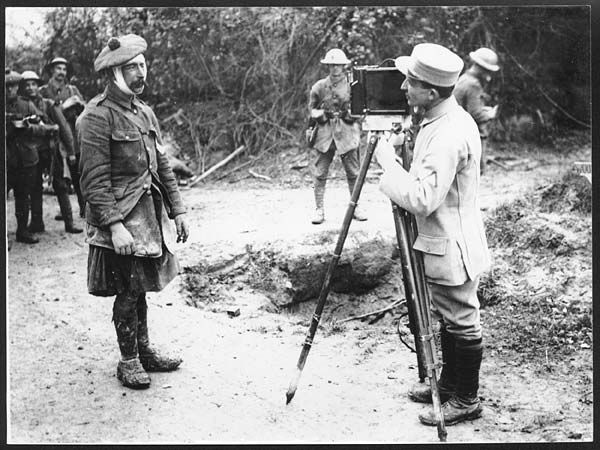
[87,244,180,297]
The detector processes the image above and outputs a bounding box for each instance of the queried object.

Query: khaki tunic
[77,82,186,258]
[309,75,360,154]
[379,96,491,286]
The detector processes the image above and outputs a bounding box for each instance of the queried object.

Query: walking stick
[285,133,379,405]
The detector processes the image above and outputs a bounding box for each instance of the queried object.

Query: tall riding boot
[409,325,456,404]
[15,195,38,244]
[136,293,183,372]
[56,189,83,234]
[16,213,39,244]
[419,337,483,426]
[311,178,326,224]
[347,177,367,221]
[113,292,150,389]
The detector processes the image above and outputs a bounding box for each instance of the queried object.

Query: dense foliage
[7,6,590,162]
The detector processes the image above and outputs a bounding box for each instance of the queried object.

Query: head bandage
[112,53,147,95]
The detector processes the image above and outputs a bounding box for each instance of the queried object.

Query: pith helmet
[21,70,42,82]
[320,48,351,65]
[44,56,72,78]
[469,47,500,72]
[94,34,148,72]
[5,69,22,85]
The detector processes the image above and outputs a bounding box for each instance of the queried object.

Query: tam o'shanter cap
[395,43,464,87]
[94,34,147,72]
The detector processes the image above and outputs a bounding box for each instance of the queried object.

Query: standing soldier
[40,57,86,217]
[308,48,367,224]
[5,70,54,244]
[453,48,500,174]
[19,70,83,235]
[375,43,491,426]
[77,34,190,389]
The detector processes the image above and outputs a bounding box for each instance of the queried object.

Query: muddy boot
[114,293,150,389]
[311,179,326,224]
[137,294,182,372]
[117,358,151,390]
[409,326,456,404]
[419,337,483,426]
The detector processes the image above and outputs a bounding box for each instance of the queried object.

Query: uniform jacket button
[426,247,431,252]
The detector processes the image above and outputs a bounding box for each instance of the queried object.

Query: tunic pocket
[111,129,141,142]
[413,234,468,286]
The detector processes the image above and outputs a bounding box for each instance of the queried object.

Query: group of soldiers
[6,57,86,244]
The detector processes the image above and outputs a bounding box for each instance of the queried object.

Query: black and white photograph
[4,3,593,445]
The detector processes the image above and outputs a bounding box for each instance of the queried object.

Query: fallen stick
[339,299,405,323]
[488,158,509,170]
[216,143,278,180]
[248,169,272,181]
[188,145,246,187]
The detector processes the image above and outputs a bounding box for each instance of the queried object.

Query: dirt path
[6,148,592,444]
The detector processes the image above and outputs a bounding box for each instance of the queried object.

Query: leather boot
[117,358,151,390]
[28,215,45,233]
[347,178,367,221]
[311,179,326,224]
[137,294,182,372]
[419,337,483,426]
[113,293,150,389]
[65,216,83,234]
[409,326,456,404]
[16,214,39,244]
[57,190,83,234]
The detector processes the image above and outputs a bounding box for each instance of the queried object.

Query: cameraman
[5,70,52,244]
[19,70,83,235]
[374,43,491,427]
[308,48,366,224]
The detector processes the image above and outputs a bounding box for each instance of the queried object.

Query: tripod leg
[286,133,379,405]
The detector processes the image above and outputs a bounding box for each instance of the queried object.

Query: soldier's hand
[68,155,77,165]
[109,221,136,255]
[174,214,189,243]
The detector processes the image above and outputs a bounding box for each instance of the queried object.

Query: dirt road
[6,145,593,444]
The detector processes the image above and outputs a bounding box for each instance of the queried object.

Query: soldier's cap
[62,95,85,111]
[5,69,22,85]
[395,43,464,88]
[94,34,148,72]
[21,70,42,82]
